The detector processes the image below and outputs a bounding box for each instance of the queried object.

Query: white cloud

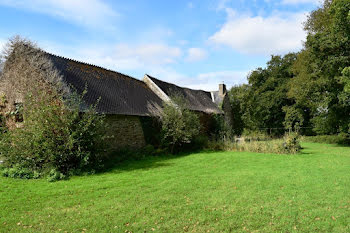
[114,44,182,66]
[191,70,249,90]
[186,48,208,62]
[209,10,307,55]
[42,41,247,91]
[0,0,117,28]
[145,69,249,91]
[44,42,182,73]
[281,0,320,5]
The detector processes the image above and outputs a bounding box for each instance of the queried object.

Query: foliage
[283,132,301,154]
[227,0,350,136]
[233,140,288,154]
[227,85,245,135]
[2,165,39,180]
[288,0,350,134]
[241,130,272,141]
[161,95,200,153]
[228,54,297,136]
[302,133,350,145]
[206,132,300,155]
[282,106,304,132]
[211,113,234,141]
[0,37,107,180]
[0,90,107,180]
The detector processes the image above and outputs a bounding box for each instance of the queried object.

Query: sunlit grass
[1,143,350,232]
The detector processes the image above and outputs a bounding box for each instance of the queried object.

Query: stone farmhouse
[0,47,232,149]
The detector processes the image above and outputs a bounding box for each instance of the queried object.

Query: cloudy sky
[0,0,320,90]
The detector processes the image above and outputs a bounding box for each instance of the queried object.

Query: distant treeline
[228,0,350,136]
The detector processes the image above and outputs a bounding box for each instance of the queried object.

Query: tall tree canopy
[229,53,297,135]
[229,0,350,136]
[289,0,350,134]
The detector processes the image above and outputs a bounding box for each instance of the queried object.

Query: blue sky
[0,0,320,90]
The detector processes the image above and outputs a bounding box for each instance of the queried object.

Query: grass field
[1,143,350,232]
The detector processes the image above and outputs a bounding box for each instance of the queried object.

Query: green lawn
[1,143,350,232]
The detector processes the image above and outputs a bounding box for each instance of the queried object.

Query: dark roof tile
[47,54,163,116]
[147,75,222,114]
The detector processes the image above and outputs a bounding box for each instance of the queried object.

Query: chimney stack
[219,83,226,96]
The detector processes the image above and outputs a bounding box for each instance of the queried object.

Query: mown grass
[1,143,350,232]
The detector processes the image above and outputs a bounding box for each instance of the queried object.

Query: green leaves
[0,39,107,180]
[161,95,200,153]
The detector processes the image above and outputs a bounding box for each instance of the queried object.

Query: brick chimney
[219,83,226,96]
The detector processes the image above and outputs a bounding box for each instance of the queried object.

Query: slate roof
[211,91,224,106]
[47,54,163,116]
[146,75,223,114]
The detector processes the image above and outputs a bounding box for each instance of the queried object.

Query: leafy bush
[0,91,107,180]
[211,114,234,141]
[0,38,107,180]
[241,130,272,142]
[302,133,350,145]
[283,133,301,154]
[2,165,40,179]
[207,133,301,155]
[161,95,200,153]
[207,140,236,151]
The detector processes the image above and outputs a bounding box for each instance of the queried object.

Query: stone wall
[105,115,146,150]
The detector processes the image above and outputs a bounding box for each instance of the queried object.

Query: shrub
[302,133,350,145]
[233,140,287,154]
[241,130,272,142]
[0,91,107,180]
[283,132,301,154]
[207,139,236,151]
[1,165,38,179]
[211,114,234,141]
[161,95,200,153]
[206,133,301,155]
[0,38,107,180]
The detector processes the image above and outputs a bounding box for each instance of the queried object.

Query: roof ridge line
[45,50,145,83]
[145,74,210,93]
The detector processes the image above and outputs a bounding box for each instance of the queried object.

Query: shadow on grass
[300,150,313,155]
[98,150,215,174]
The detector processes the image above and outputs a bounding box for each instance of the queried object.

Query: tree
[288,0,350,134]
[232,53,297,135]
[161,95,200,153]
[228,84,249,135]
[339,67,350,133]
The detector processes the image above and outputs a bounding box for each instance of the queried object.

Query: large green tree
[289,0,350,134]
[229,53,297,135]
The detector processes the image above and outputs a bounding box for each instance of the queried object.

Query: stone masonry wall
[105,115,146,150]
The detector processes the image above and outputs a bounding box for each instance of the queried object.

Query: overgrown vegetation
[207,132,301,154]
[0,37,107,181]
[302,133,350,145]
[161,95,200,153]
